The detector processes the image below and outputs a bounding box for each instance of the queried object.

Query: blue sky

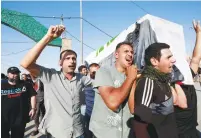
[1,1,201,74]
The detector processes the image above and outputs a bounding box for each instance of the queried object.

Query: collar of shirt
[60,71,77,82]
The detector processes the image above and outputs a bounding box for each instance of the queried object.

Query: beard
[8,77,20,84]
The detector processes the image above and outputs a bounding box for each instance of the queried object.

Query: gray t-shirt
[38,66,91,138]
[89,65,133,138]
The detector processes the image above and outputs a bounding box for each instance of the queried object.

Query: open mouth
[126,58,132,64]
[68,65,75,69]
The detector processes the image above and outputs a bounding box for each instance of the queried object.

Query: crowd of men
[1,20,201,138]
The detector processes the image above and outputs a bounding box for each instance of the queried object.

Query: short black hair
[145,43,170,66]
[78,65,87,72]
[116,41,133,51]
[60,50,77,60]
[89,63,100,69]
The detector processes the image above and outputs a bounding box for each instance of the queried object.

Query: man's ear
[150,57,158,66]
[115,51,118,59]
[59,60,62,67]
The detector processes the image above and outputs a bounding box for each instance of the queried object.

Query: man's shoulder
[39,65,58,73]
[98,66,114,74]
[137,76,154,84]
[1,79,8,84]
[136,77,156,90]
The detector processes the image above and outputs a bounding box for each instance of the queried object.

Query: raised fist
[46,25,65,39]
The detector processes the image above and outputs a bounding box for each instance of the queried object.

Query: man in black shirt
[21,73,34,85]
[133,43,178,138]
[1,67,37,138]
[174,20,201,138]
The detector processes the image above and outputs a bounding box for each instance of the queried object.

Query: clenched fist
[46,25,65,39]
[126,65,138,81]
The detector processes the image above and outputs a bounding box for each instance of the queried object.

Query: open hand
[193,20,201,33]
[29,108,36,119]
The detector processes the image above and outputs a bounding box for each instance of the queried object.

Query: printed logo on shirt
[106,114,122,131]
[165,95,169,100]
[1,87,26,98]
[22,86,26,92]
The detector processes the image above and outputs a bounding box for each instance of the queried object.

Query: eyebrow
[167,54,173,58]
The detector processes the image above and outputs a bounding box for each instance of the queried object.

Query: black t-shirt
[174,69,198,134]
[1,80,37,125]
[134,77,178,138]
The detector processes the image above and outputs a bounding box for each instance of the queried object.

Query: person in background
[1,67,36,138]
[84,63,100,138]
[78,65,88,124]
[31,78,46,136]
[1,73,7,80]
[21,73,34,85]
[78,65,88,76]
[174,20,201,138]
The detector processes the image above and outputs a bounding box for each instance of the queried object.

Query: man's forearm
[31,96,36,109]
[20,35,53,68]
[191,29,201,74]
[193,32,201,59]
[105,77,135,111]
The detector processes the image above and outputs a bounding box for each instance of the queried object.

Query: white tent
[85,14,194,85]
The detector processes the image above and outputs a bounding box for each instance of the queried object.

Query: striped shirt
[134,77,178,138]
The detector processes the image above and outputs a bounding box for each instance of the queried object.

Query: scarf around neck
[142,66,171,83]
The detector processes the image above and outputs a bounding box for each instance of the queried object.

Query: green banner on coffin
[1,8,61,47]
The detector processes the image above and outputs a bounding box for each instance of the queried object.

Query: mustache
[68,65,76,67]
[9,77,20,83]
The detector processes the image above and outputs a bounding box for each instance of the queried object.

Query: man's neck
[115,63,126,74]
[63,72,75,80]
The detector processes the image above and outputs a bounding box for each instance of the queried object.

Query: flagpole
[80,0,83,64]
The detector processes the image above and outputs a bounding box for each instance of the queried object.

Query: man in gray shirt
[20,25,91,138]
[89,42,138,138]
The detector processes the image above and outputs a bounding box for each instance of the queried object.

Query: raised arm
[98,65,137,112]
[190,20,201,74]
[20,25,65,77]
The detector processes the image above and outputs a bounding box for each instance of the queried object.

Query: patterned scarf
[142,66,172,83]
